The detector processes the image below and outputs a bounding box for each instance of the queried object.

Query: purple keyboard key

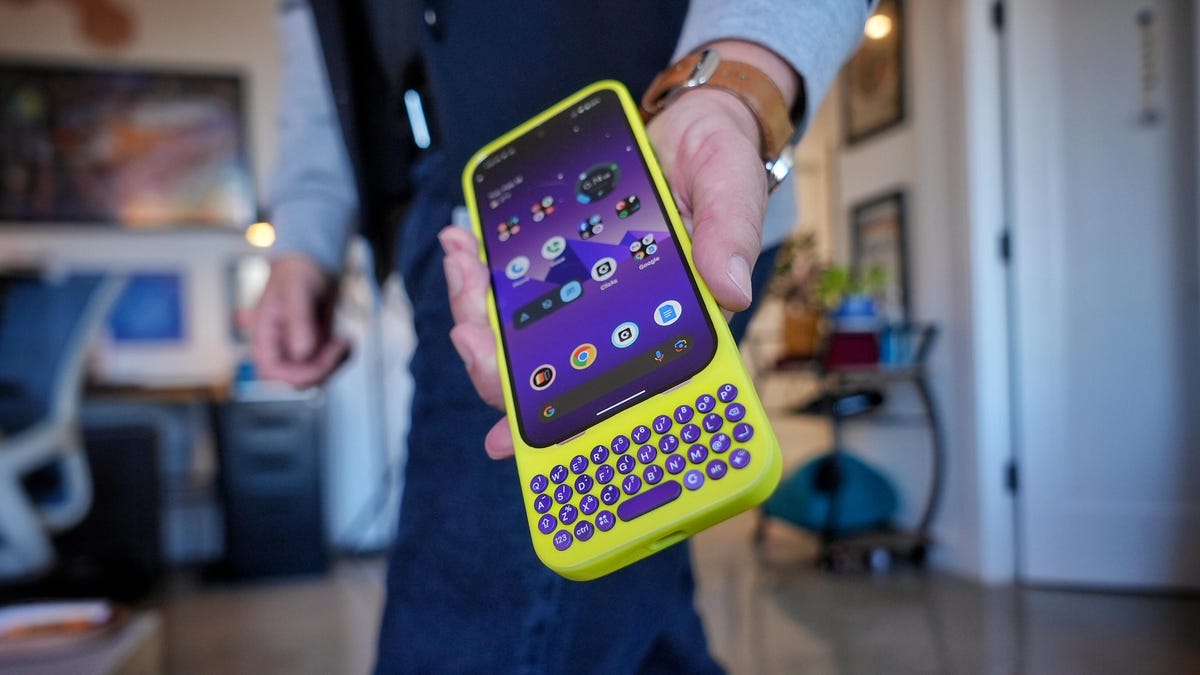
[530,474,549,493]
[644,464,664,485]
[601,485,621,505]
[706,459,728,480]
[575,520,595,542]
[674,405,695,424]
[580,494,599,515]
[591,444,610,464]
[710,433,731,454]
[549,465,568,484]
[534,494,552,514]
[570,455,589,475]
[554,484,573,504]
[687,444,708,464]
[617,454,636,475]
[681,424,701,443]
[696,394,716,413]
[717,383,738,403]
[612,435,631,454]
[596,510,616,531]
[631,425,652,444]
[665,454,687,475]
[617,480,682,522]
[733,423,755,443]
[725,403,746,423]
[653,415,672,435]
[637,445,657,464]
[538,514,556,534]
[730,448,751,469]
[622,474,642,496]
[683,469,705,491]
[660,434,680,454]
[596,464,615,484]
[702,413,723,433]
[575,474,594,494]
[559,503,578,525]
[553,530,572,551]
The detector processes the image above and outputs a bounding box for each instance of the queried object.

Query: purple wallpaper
[475,88,715,447]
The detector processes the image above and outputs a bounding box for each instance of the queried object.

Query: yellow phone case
[462,80,781,581]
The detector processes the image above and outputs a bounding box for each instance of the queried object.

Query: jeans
[374,154,771,673]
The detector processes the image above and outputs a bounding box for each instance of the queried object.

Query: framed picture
[0,62,254,228]
[851,190,910,321]
[843,0,906,145]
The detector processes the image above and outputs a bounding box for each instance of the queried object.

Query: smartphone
[462,80,781,581]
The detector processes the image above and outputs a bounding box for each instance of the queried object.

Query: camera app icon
[611,321,639,349]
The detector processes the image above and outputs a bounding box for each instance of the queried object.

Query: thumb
[680,128,768,313]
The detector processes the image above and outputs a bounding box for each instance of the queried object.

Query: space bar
[617,481,683,522]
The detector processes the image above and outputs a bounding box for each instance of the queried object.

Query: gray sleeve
[674,0,875,131]
[267,1,358,273]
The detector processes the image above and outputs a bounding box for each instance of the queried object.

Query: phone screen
[472,87,717,447]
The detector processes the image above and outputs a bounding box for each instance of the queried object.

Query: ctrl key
[553,529,573,551]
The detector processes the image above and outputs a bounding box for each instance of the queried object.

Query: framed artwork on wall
[843,0,906,145]
[0,62,254,228]
[851,189,910,321]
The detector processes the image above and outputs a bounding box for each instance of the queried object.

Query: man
[253,2,872,671]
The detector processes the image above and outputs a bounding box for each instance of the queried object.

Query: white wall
[0,0,282,385]
[830,0,1008,581]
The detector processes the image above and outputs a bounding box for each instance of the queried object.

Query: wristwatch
[641,48,804,193]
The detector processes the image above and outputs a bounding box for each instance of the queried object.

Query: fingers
[484,417,515,459]
[440,228,490,327]
[250,255,348,388]
[449,322,505,410]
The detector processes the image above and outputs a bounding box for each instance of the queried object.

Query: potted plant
[816,264,889,330]
[767,233,825,359]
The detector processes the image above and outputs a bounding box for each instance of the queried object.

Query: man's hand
[445,40,798,459]
[251,254,351,388]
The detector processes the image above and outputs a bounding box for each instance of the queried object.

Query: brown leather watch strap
[641,49,795,164]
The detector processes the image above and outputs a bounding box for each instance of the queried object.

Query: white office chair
[0,273,125,582]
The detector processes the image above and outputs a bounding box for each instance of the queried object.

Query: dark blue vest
[308,0,688,277]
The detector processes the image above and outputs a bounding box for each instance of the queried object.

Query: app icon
[505,255,530,280]
[591,257,617,282]
[570,343,597,370]
[612,321,639,349]
[654,350,665,362]
[559,280,582,303]
[517,311,532,325]
[674,338,689,353]
[542,405,556,418]
[632,234,656,260]
[579,214,604,240]
[530,364,556,390]
[497,216,520,242]
[541,235,566,260]
[531,196,556,222]
[616,194,641,219]
[541,297,554,310]
[576,162,621,203]
[654,300,682,327]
